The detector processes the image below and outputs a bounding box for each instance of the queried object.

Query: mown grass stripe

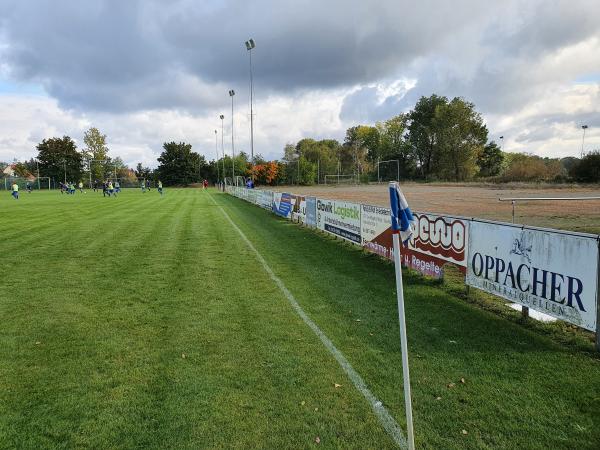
[208,191,408,449]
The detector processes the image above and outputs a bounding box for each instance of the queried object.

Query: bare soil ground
[271,182,600,234]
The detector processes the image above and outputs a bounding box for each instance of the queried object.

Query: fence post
[596,239,600,352]
[511,202,529,319]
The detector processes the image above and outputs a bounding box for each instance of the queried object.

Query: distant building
[2,164,16,177]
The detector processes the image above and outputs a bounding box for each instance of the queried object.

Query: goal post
[324,174,357,185]
[376,159,400,183]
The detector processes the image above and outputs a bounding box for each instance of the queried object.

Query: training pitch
[1,189,599,449]
[272,182,600,234]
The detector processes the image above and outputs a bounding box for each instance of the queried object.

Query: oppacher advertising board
[466,221,598,331]
[316,199,361,244]
[360,204,469,278]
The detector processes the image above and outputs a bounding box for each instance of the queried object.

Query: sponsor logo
[509,232,532,263]
[470,252,585,312]
[411,214,466,262]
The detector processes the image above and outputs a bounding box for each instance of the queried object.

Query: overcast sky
[1,0,599,167]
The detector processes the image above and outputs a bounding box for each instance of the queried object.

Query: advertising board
[272,192,293,218]
[316,198,361,244]
[257,190,273,209]
[466,221,598,331]
[360,204,469,278]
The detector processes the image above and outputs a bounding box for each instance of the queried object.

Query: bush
[569,151,600,182]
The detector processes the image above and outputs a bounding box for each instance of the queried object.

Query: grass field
[1,188,599,449]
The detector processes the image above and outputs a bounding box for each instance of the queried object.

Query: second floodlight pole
[229,90,236,185]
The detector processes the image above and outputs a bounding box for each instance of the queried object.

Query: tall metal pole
[249,48,254,164]
[36,159,40,190]
[229,90,236,185]
[220,115,225,182]
[581,125,588,158]
[245,39,256,169]
[214,130,220,183]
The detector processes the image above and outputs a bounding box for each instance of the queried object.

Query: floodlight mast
[220,115,225,182]
[229,89,236,184]
[581,125,588,158]
[245,38,256,174]
[214,129,220,184]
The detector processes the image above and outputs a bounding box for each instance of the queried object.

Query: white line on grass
[209,193,407,449]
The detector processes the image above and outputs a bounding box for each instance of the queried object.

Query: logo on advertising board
[273,192,293,218]
[360,205,469,278]
[411,215,467,265]
[466,221,598,331]
[317,199,361,244]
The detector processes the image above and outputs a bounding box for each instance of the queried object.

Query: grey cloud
[0,0,494,113]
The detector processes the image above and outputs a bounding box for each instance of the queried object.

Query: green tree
[83,127,110,181]
[408,94,448,179]
[156,141,205,185]
[36,136,83,183]
[376,114,414,179]
[135,163,152,179]
[569,151,600,182]
[477,141,504,177]
[433,98,487,180]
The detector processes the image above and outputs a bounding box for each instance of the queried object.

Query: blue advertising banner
[273,192,293,218]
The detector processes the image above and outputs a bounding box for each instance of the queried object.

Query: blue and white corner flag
[388,181,416,450]
[389,182,416,244]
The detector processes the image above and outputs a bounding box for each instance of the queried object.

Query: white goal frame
[324,174,357,185]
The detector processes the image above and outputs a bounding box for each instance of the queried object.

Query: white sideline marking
[209,193,407,449]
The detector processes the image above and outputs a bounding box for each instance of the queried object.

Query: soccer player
[93,180,98,192]
[157,180,163,196]
[115,180,121,194]
[146,179,151,191]
[26,182,32,193]
[78,181,84,193]
[11,181,19,200]
[102,181,108,197]
[141,180,146,193]
[108,181,115,197]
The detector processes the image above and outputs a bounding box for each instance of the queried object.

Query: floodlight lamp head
[220,114,224,120]
[229,90,235,96]
[582,125,588,129]
[245,38,255,50]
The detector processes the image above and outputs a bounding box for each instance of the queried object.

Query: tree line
[270,94,599,185]
[2,95,598,187]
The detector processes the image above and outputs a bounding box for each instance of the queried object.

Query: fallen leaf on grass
[369,333,374,336]
[314,407,319,411]
[334,383,342,388]
[355,319,361,322]
[447,383,455,388]
[35,342,41,345]
[436,397,442,401]
[460,378,466,384]
[315,436,321,444]
[449,340,457,344]
[181,353,186,359]
[301,401,305,406]
[462,429,468,435]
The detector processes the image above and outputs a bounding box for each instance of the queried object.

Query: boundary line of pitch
[208,191,407,449]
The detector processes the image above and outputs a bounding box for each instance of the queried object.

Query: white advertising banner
[466,221,598,331]
[316,198,361,244]
[257,190,273,210]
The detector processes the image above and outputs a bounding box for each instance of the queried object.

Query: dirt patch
[269,182,600,234]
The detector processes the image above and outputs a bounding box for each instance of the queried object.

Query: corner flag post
[389,181,415,450]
